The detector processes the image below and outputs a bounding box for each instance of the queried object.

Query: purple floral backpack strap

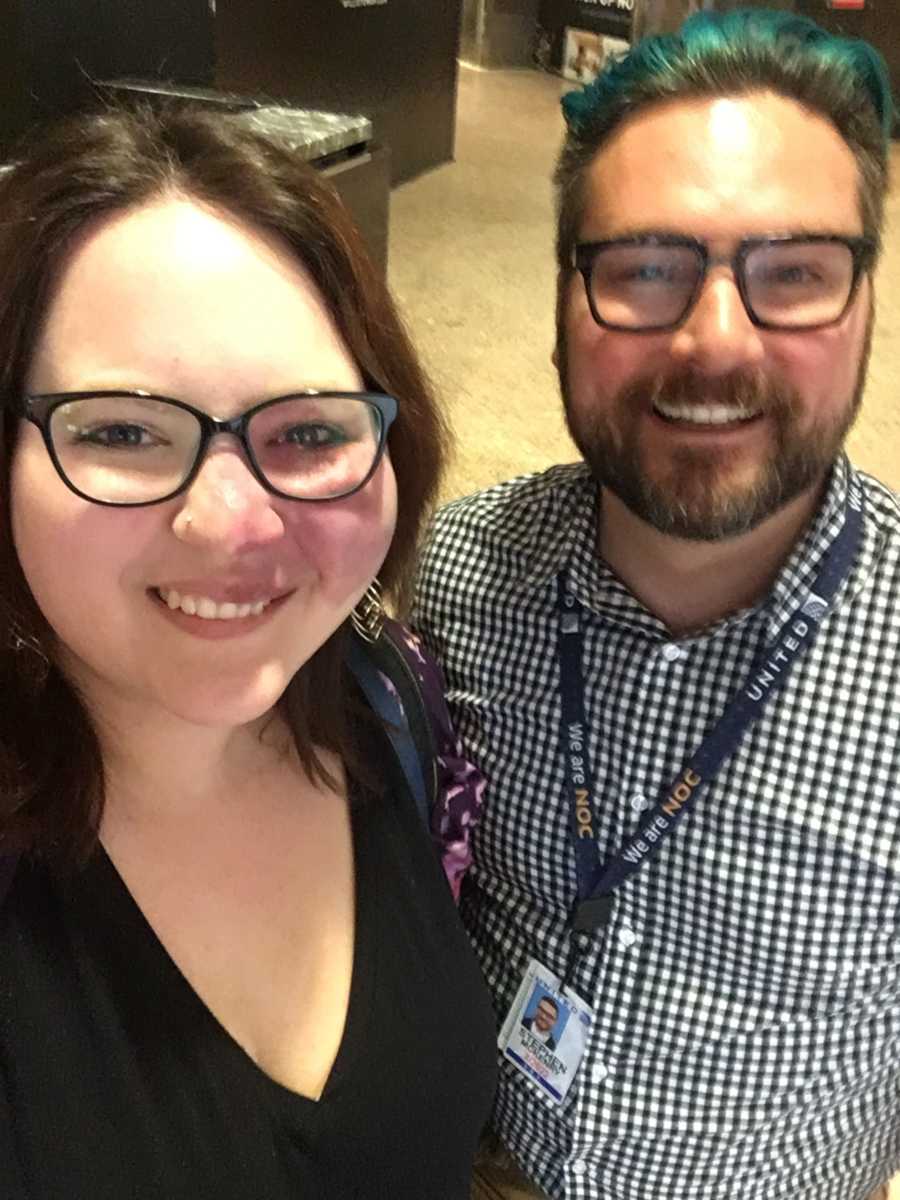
[380,618,486,901]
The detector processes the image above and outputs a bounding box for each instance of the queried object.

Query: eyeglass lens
[587,239,856,330]
[47,394,384,504]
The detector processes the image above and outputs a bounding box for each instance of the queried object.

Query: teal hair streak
[562,8,894,147]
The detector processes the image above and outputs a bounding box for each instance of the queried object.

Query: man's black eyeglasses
[573,233,876,333]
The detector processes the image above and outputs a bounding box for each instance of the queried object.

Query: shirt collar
[515,463,598,592]
[517,465,666,633]
[516,455,873,643]
[760,454,877,641]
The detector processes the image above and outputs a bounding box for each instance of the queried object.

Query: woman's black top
[0,736,497,1199]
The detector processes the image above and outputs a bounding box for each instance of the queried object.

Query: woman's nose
[171,443,285,550]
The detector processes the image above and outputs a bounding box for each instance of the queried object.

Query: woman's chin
[135,664,295,733]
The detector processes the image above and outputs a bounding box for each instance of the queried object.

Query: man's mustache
[622,368,801,415]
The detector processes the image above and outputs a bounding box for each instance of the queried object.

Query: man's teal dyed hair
[554,8,894,270]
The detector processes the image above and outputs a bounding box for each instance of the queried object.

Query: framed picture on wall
[561,27,629,84]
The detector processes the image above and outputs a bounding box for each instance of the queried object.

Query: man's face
[557,92,874,541]
[535,999,558,1033]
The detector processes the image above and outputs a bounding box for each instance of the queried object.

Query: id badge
[497,957,593,1106]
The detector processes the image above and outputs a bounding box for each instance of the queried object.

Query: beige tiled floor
[389,65,900,503]
[389,65,900,1199]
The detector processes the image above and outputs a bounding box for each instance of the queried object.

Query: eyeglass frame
[572,233,877,334]
[20,388,399,508]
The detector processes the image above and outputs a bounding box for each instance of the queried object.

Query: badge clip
[573,893,614,932]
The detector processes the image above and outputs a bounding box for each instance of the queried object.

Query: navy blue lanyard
[558,484,865,934]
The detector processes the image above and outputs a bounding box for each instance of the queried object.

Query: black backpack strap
[369,624,439,812]
[345,628,436,827]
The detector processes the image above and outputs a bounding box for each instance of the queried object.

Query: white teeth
[157,589,273,620]
[654,400,759,425]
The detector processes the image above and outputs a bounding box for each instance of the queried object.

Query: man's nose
[171,442,285,550]
[670,268,766,377]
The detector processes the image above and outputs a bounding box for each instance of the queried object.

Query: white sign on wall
[341,0,388,7]
[577,0,634,11]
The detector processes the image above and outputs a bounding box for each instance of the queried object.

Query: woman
[0,105,496,1198]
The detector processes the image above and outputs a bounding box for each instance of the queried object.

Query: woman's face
[11,197,397,730]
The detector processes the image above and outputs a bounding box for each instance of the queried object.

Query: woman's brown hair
[0,103,448,864]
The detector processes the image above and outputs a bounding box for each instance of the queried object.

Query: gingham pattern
[413,456,900,1200]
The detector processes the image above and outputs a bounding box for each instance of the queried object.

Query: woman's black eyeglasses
[22,389,398,507]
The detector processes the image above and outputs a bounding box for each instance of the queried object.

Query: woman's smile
[148,583,296,640]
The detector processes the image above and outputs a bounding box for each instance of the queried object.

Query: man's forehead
[579,91,862,242]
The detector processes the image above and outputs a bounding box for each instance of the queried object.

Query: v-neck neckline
[84,785,378,1117]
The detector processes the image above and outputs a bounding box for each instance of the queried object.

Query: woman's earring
[350,579,385,644]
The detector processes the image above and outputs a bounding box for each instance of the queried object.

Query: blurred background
[1,0,896,502]
[1,1,897,1192]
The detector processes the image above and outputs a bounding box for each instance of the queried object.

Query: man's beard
[557,338,869,542]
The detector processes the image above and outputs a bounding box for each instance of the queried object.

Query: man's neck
[597,484,827,636]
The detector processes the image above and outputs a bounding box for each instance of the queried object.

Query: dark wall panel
[12,0,214,117]
[0,0,33,138]
[0,0,462,182]
[215,0,463,183]
[45,0,214,84]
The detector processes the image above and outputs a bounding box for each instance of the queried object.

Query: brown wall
[215,0,463,184]
[0,0,463,184]
[0,0,213,126]
[794,1,899,129]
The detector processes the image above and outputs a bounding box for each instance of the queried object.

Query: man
[522,996,561,1050]
[414,10,899,1200]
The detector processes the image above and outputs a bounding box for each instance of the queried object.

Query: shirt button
[571,1161,589,1176]
[618,925,638,948]
[630,793,649,815]
[593,1061,610,1081]
[661,642,683,662]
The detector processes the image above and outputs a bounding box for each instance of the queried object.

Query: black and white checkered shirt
[413,455,900,1200]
